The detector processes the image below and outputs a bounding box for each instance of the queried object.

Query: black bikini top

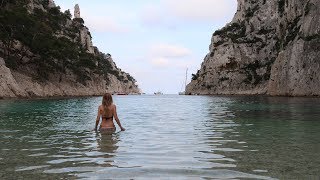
[102,116,113,120]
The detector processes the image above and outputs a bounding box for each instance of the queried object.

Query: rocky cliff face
[186,0,320,96]
[0,0,140,98]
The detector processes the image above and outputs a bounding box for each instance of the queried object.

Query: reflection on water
[0,95,319,179]
[95,133,119,166]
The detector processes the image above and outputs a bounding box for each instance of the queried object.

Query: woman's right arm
[95,106,101,131]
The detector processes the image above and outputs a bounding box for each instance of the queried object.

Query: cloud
[80,10,130,33]
[85,16,129,33]
[151,57,170,67]
[140,0,237,27]
[59,4,132,33]
[165,0,236,21]
[174,59,199,69]
[150,43,192,58]
[140,5,162,27]
[148,43,193,68]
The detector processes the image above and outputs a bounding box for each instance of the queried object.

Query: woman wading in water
[95,93,125,132]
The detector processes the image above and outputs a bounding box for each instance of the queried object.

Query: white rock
[0,57,5,66]
[48,0,56,8]
[74,4,80,18]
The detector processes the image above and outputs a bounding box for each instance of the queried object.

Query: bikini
[102,116,113,120]
[100,115,115,132]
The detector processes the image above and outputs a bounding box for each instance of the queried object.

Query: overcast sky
[54,0,237,94]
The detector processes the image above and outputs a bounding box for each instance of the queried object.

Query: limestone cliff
[0,0,140,98]
[186,0,320,96]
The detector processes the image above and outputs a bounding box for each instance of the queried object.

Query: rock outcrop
[74,4,80,19]
[0,0,140,99]
[186,0,320,96]
[0,57,28,98]
[48,0,55,8]
[79,26,95,54]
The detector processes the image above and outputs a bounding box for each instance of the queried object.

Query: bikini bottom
[99,127,116,134]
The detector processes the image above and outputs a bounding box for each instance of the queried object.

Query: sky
[54,0,237,94]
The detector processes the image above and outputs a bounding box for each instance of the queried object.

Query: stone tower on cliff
[74,4,80,18]
[73,4,94,54]
[48,0,55,8]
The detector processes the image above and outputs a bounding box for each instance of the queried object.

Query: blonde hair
[102,93,113,116]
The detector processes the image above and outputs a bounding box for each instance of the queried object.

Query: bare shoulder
[112,104,117,110]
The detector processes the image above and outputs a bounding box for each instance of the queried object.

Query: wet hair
[102,93,113,116]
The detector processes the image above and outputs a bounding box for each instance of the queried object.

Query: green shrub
[213,22,246,45]
[245,5,259,18]
[278,0,285,16]
[73,18,84,24]
[219,77,229,82]
[191,70,200,80]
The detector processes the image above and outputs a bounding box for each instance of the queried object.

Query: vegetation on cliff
[0,0,136,85]
[187,0,320,96]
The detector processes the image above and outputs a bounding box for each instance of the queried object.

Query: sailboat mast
[184,68,188,91]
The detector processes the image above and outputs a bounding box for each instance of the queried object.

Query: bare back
[99,104,115,129]
[95,101,124,131]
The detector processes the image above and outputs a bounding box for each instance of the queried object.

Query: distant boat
[179,68,188,95]
[115,92,128,95]
[154,91,163,95]
[128,92,142,95]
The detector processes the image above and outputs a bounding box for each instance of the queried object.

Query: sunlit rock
[74,4,80,18]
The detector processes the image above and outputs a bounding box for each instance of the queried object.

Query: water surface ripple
[0,95,319,179]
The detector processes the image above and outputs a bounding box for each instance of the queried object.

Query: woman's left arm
[113,105,125,131]
[94,106,101,131]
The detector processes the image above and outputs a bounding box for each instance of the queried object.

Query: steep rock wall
[186,0,320,96]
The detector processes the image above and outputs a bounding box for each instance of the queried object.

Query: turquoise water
[0,95,319,179]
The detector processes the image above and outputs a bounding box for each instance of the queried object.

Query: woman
[95,93,125,132]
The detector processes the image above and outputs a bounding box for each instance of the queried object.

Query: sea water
[0,95,319,179]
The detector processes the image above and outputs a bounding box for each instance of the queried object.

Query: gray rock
[0,62,28,98]
[80,27,95,54]
[48,0,56,8]
[0,57,5,66]
[186,0,320,96]
[74,4,80,18]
